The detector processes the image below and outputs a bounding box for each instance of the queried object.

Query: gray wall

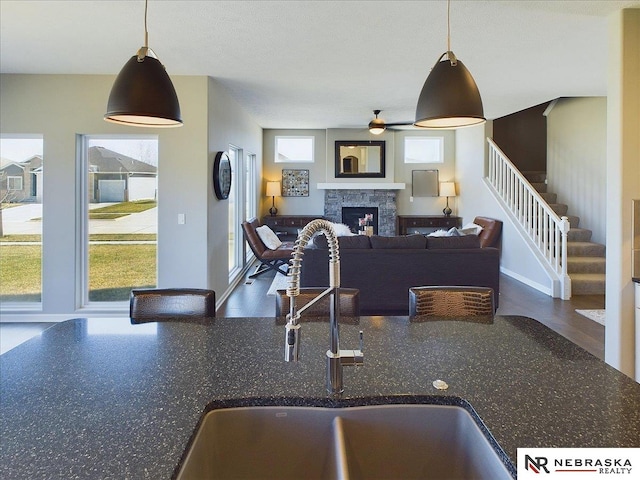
[262,129,326,217]
[262,128,457,220]
[0,73,261,317]
[547,97,607,245]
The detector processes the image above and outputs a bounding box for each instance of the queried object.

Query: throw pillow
[331,223,355,236]
[427,235,481,249]
[370,234,427,249]
[427,229,449,237]
[256,225,282,250]
[460,222,484,236]
[447,227,461,237]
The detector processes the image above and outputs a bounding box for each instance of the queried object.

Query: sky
[0,137,43,164]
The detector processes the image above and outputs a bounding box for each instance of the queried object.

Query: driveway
[1,203,157,235]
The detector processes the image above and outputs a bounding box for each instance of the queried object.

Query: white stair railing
[487,138,571,299]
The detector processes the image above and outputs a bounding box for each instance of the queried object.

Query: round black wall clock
[213,151,232,200]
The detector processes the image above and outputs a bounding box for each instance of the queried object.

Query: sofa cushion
[370,234,427,249]
[427,235,481,249]
[313,234,371,249]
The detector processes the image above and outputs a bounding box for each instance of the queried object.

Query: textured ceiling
[1,0,639,129]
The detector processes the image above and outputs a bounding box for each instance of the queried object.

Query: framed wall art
[281,169,309,197]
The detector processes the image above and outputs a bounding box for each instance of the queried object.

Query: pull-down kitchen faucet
[284,219,364,394]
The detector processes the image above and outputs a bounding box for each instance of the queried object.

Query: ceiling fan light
[105,53,183,128]
[368,118,386,135]
[414,54,485,129]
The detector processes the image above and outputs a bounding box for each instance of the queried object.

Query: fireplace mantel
[317,182,406,190]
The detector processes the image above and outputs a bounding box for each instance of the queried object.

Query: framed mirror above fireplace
[335,140,385,178]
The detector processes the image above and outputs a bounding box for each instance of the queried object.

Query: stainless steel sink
[177,404,512,479]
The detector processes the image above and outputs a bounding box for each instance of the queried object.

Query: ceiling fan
[368,110,413,135]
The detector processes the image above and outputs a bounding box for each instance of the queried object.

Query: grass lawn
[0,243,156,302]
[89,199,157,220]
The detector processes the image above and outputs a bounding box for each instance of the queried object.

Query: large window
[244,153,257,261]
[0,136,44,303]
[81,135,158,303]
[228,145,241,275]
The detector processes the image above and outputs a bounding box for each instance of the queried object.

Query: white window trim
[404,136,444,164]
[77,134,158,309]
[275,136,315,163]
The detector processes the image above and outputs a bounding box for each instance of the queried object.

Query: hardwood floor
[1,269,605,360]
[218,264,606,360]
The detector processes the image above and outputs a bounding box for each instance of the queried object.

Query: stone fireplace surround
[323,189,397,236]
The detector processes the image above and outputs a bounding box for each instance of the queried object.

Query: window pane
[275,136,314,163]
[404,137,444,163]
[228,147,238,272]
[0,136,43,303]
[85,137,158,302]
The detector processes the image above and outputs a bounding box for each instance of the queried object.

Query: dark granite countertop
[1,316,639,479]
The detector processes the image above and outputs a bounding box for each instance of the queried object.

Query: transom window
[275,136,314,163]
[404,137,444,164]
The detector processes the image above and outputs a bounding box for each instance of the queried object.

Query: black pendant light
[105,0,182,128]
[414,0,485,129]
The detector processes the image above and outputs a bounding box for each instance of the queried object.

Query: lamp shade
[105,53,183,128]
[266,181,281,197]
[439,182,456,197]
[414,54,485,129]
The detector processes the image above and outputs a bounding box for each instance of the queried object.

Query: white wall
[547,97,607,245]
[605,8,640,380]
[456,122,552,294]
[206,77,263,297]
[0,73,261,317]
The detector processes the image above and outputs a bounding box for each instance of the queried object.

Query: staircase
[523,171,606,295]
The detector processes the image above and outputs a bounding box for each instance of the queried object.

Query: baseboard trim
[500,267,552,296]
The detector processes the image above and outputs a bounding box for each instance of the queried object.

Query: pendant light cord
[447,0,450,53]
[445,0,457,66]
[137,0,152,61]
[144,0,148,48]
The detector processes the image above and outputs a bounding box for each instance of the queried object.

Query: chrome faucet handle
[338,332,364,367]
[284,319,301,362]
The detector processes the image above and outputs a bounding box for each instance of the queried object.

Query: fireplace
[342,207,378,235]
[323,189,397,236]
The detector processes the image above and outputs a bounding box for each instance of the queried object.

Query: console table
[396,215,462,235]
[262,215,324,241]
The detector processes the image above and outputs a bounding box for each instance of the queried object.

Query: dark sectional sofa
[300,232,500,316]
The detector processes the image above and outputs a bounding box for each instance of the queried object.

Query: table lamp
[440,182,456,217]
[266,181,281,216]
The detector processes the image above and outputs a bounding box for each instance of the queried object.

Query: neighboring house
[0,155,42,203]
[88,146,157,203]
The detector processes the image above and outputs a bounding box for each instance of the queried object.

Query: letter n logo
[525,454,550,474]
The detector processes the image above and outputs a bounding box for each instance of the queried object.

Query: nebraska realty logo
[518,449,640,479]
